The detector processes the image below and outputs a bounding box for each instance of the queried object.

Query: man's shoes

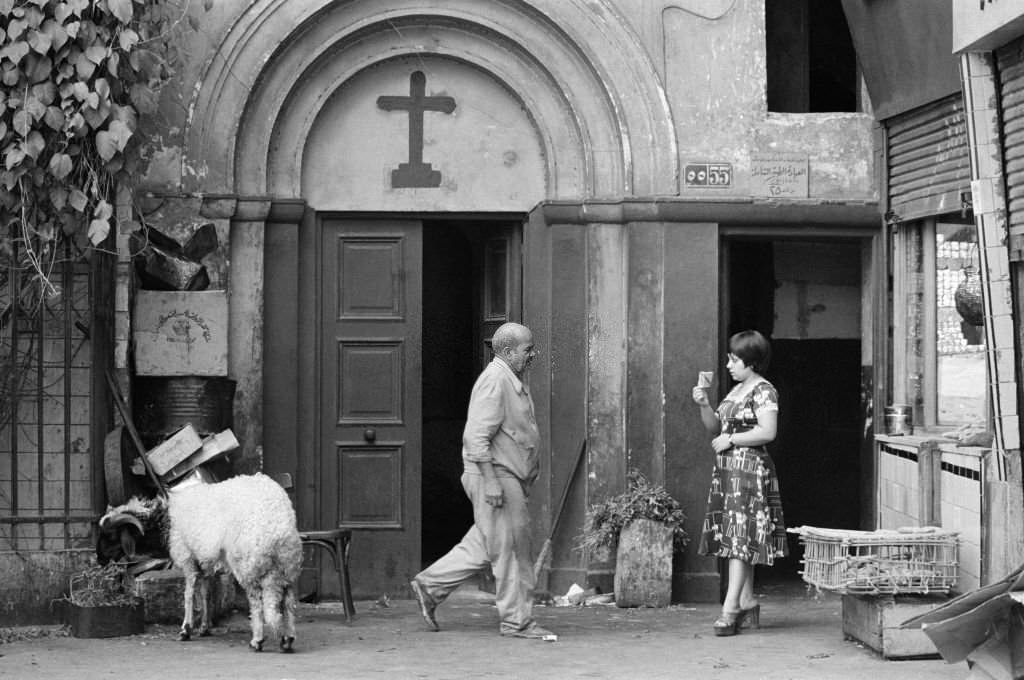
[409,579,439,631]
[501,623,558,641]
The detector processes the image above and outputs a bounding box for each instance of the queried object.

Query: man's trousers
[414,471,535,633]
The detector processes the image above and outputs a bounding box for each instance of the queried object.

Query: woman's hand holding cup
[692,371,713,407]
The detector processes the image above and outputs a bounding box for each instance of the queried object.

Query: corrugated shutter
[997,37,1024,261]
[886,94,971,221]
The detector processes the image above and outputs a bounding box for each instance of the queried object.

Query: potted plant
[61,564,145,638]
[576,470,688,608]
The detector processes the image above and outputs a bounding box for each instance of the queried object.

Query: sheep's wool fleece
[167,473,302,586]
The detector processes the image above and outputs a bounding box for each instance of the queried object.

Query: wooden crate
[841,594,946,659]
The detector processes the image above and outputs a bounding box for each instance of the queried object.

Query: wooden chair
[271,473,355,621]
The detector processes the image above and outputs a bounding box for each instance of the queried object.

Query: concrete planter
[66,599,145,638]
[614,519,674,608]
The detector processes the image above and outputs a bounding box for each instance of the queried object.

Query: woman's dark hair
[729,330,771,374]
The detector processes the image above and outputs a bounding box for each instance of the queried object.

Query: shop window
[766,0,859,113]
[891,216,988,431]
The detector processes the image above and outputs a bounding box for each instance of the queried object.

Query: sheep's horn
[99,512,145,535]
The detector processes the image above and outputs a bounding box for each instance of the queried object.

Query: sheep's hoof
[249,639,264,652]
[178,629,191,642]
[280,636,295,653]
[198,626,212,637]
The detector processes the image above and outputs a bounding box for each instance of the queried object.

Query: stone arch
[184,0,678,200]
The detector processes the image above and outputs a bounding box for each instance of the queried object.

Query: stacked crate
[789,525,960,659]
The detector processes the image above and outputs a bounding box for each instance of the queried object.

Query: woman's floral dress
[698,380,788,565]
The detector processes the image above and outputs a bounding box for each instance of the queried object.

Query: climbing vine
[0,0,207,306]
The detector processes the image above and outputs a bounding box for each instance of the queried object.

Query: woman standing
[691,330,788,636]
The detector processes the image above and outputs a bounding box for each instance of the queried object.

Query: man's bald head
[491,323,537,377]
[491,322,532,355]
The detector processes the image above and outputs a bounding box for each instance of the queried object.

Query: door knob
[363,428,376,443]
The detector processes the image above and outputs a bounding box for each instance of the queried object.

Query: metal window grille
[1,241,95,551]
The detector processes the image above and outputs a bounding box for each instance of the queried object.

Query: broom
[533,439,587,596]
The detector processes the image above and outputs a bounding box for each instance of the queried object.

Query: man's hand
[484,479,504,508]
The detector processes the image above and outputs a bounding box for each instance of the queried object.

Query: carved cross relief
[376,71,457,188]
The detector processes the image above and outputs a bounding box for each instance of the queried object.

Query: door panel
[320,219,421,597]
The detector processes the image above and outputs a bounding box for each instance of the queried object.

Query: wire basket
[788,526,959,595]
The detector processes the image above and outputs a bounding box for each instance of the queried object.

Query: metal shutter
[998,37,1024,261]
[886,94,971,222]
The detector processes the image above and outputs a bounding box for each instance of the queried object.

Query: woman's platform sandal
[713,609,741,636]
[738,604,761,629]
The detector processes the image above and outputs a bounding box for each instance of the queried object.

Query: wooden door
[320,219,421,597]
[464,222,522,369]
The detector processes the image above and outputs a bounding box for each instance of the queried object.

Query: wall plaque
[751,156,809,198]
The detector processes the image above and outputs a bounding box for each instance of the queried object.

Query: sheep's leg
[246,585,265,652]
[197,574,212,637]
[279,583,297,653]
[179,561,198,641]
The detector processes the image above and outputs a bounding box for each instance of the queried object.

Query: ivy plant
[0,0,207,305]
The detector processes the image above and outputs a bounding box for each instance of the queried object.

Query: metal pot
[883,404,913,436]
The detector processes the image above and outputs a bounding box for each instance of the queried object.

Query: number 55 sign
[684,163,732,188]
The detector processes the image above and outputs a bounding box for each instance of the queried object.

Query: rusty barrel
[133,376,236,447]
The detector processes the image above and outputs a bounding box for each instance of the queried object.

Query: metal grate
[1,241,94,551]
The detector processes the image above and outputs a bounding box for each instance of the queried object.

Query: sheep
[97,473,303,652]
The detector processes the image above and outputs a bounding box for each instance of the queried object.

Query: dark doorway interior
[766,0,858,113]
[421,223,476,566]
[726,238,863,585]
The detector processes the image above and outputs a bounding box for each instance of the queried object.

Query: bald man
[410,322,556,640]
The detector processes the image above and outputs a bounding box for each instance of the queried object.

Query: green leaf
[85,45,107,65]
[6,19,27,41]
[67,0,89,17]
[0,121,6,139]
[31,82,55,105]
[27,28,52,54]
[88,217,110,245]
[71,81,89,102]
[4,147,25,171]
[118,28,139,52]
[24,96,47,121]
[2,64,19,87]
[49,186,68,209]
[95,130,117,161]
[43,106,64,131]
[0,0,14,13]
[74,50,95,79]
[42,19,69,51]
[48,152,72,180]
[12,110,31,137]
[1,41,30,64]
[93,199,113,221]
[24,131,44,159]
[68,188,87,212]
[26,54,52,83]
[54,3,72,24]
[106,120,132,151]
[107,0,133,24]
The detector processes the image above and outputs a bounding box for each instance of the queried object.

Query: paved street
[0,582,968,680]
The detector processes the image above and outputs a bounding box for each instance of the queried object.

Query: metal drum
[133,376,236,446]
[883,404,913,436]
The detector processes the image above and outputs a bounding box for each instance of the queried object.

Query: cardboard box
[133,290,228,376]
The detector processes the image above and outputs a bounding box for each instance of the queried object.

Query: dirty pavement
[1,582,967,680]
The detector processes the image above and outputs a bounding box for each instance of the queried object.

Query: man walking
[410,322,556,640]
